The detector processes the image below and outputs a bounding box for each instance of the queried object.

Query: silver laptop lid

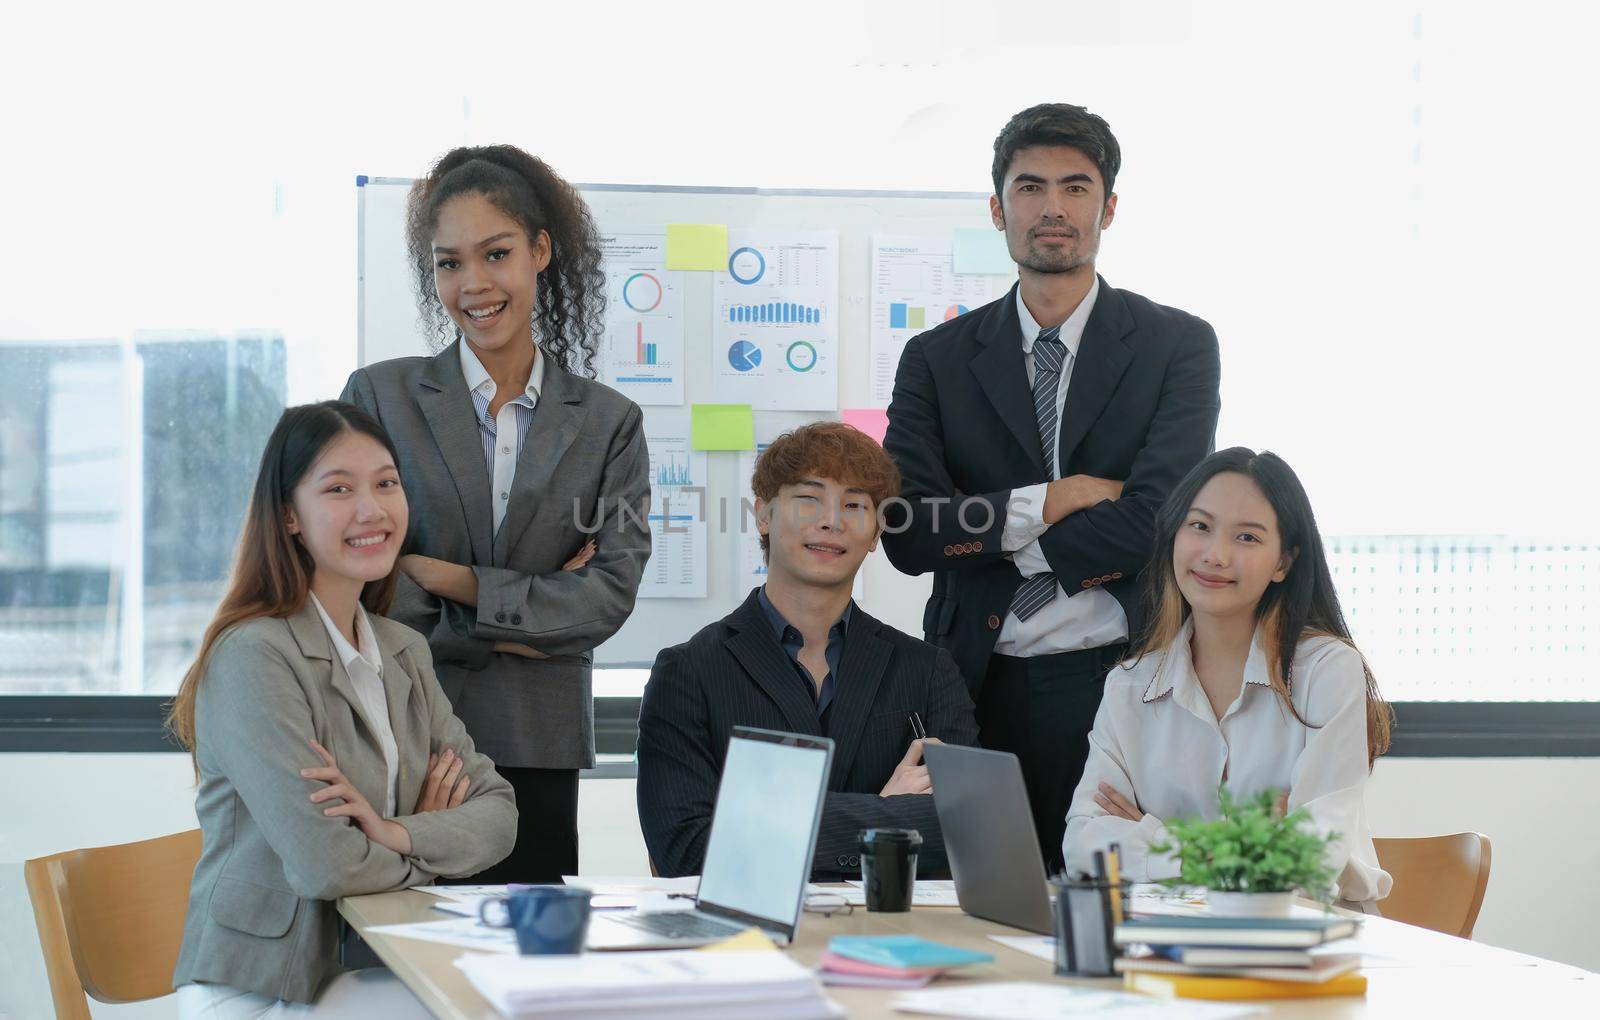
[695,727,834,939]
[924,741,1054,935]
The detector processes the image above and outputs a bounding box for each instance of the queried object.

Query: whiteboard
[357,178,1013,665]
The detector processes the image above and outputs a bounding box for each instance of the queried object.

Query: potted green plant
[1150,786,1338,916]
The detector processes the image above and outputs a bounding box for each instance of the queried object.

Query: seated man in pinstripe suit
[637,422,980,880]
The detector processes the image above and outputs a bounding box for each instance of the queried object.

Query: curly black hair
[406,145,606,376]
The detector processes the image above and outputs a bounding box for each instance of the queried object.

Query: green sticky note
[691,403,755,450]
[952,228,1015,275]
[666,223,730,271]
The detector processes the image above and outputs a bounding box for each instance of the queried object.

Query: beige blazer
[172,601,517,1003]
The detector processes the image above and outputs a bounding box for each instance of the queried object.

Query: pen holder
[1048,875,1130,977]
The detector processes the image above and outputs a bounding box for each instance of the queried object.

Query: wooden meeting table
[339,888,1598,1019]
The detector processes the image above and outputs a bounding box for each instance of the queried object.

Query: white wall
[2,754,1595,1019]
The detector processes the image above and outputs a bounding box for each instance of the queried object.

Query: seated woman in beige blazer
[167,401,517,1016]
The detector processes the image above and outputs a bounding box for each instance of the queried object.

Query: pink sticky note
[842,408,890,446]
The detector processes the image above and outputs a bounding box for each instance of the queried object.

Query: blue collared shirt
[756,586,853,728]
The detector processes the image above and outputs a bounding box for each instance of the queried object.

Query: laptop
[586,726,834,950]
[923,742,1054,934]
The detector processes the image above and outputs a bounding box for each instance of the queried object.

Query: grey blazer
[172,602,517,1004]
[342,343,651,769]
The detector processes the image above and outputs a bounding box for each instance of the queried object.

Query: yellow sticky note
[691,404,755,450]
[698,927,779,952]
[666,223,729,271]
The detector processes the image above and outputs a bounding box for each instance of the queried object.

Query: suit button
[974,541,984,552]
[1082,580,1094,589]
[836,855,849,867]
[511,613,523,625]
[495,611,507,623]
[848,855,861,869]
[943,545,953,556]
[987,614,1001,630]
[1112,571,1124,579]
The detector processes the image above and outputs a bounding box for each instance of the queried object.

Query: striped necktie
[1010,325,1066,622]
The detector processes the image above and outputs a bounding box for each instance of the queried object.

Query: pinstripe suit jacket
[636,588,979,881]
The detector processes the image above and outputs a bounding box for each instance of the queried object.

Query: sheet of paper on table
[415,884,510,900]
[839,880,961,907]
[367,916,518,954]
[562,874,703,896]
[888,981,1265,1018]
[988,934,1056,963]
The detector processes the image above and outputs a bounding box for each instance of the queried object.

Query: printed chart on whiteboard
[711,230,839,411]
[597,227,685,406]
[638,411,707,598]
[869,235,1010,406]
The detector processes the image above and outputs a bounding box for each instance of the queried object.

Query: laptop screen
[696,728,833,931]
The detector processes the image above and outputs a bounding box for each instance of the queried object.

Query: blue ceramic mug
[478,885,592,955]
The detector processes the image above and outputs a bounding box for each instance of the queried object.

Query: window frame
[3,693,1597,759]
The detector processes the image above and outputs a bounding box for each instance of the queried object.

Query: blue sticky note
[952,229,1015,275]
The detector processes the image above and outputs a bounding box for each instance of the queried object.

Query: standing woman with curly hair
[343,146,651,881]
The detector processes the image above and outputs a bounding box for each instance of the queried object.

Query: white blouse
[1062,620,1391,904]
[308,593,400,818]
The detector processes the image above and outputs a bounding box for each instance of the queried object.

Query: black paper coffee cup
[858,827,922,911]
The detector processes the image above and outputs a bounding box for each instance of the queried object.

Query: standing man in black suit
[882,104,1221,871]
[637,422,979,880]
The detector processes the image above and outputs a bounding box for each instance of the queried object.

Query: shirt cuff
[1001,483,1050,553]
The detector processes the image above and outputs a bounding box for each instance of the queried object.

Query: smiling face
[1173,472,1294,623]
[989,144,1116,276]
[431,192,552,357]
[756,476,880,593]
[285,431,408,594]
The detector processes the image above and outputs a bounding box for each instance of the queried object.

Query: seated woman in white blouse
[1063,448,1394,910]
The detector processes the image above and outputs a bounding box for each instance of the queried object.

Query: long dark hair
[406,144,606,376]
[166,401,403,761]
[1131,448,1393,766]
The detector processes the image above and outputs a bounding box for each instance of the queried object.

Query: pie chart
[944,304,970,321]
[728,340,762,371]
[728,246,766,285]
[785,341,818,372]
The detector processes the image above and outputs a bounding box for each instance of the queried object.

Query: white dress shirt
[459,341,544,534]
[308,593,399,818]
[1062,620,1392,904]
[995,278,1129,656]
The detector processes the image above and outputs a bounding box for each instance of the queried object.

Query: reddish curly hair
[752,421,901,555]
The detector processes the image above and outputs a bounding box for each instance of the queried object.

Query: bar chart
[634,322,658,366]
[889,303,926,329]
[655,456,694,486]
[727,301,822,324]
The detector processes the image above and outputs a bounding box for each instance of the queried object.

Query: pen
[1105,846,1124,926]
[909,712,927,741]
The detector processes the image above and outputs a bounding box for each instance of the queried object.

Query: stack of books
[455,949,841,1019]
[1113,914,1367,1000]
[818,935,995,989]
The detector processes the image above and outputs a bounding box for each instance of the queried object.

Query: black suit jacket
[881,278,1221,693]
[636,589,980,880]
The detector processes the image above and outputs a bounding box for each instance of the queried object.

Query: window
[1,3,1595,751]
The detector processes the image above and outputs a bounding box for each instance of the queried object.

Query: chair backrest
[1373,832,1492,939]
[24,829,202,1020]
